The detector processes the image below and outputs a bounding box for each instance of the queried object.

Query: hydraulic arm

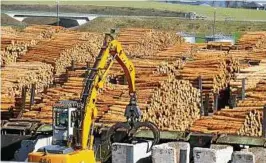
[78,29,145,150]
[28,29,159,163]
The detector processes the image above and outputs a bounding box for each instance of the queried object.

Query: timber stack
[207,41,232,51]
[16,28,185,125]
[1,25,62,66]
[1,62,54,119]
[97,64,201,131]
[190,79,266,136]
[235,31,266,50]
[142,77,201,131]
[230,59,266,93]
[155,49,240,111]
[118,28,182,57]
[18,31,102,75]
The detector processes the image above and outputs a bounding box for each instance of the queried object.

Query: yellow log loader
[28,29,160,163]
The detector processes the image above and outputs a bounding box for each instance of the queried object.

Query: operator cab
[35,100,79,154]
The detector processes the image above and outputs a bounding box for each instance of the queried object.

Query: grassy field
[2,1,266,43]
[3,1,266,21]
[77,17,266,34]
[1,4,188,18]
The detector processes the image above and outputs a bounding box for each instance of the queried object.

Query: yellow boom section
[81,39,136,149]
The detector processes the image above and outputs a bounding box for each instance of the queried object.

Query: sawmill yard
[1,1,266,162]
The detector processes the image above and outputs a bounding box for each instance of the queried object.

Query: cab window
[55,111,68,127]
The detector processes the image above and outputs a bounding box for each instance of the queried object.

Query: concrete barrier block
[151,142,190,163]
[168,142,190,163]
[112,141,152,163]
[193,147,217,163]
[210,144,233,163]
[193,145,233,163]
[232,151,255,163]
[249,147,266,163]
[152,144,176,163]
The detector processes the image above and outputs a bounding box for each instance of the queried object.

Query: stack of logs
[190,79,266,137]
[207,41,232,51]
[1,62,54,96]
[1,62,54,119]
[3,25,266,137]
[17,31,102,75]
[1,25,62,66]
[142,77,201,131]
[20,48,202,131]
[235,31,266,50]
[19,42,239,128]
[17,28,185,125]
[230,59,266,93]
[153,48,240,111]
[189,34,266,136]
[118,28,182,57]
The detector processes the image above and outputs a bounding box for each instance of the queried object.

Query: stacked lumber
[21,72,86,123]
[1,62,54,119]
[230,60,266,92]
[21,56,202,130]
[229,50,266,62]
[1,25,62,66]
[1,95,16,112]
[118,28,182,57]
[190,80,266,136]
[236,31,266,50]
[18,31,102,74]
[1,62,54,97]
[173,51,239,110]
[142,77,201,131]
[207,41,232,51]
[96,55,202,131]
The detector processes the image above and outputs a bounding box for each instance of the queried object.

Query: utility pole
[212,8,216,39]
[56,0,59,26]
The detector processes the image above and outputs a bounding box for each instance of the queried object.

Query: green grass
[195,34,206,43]
[233,32,243,42]
[2,1,266,21]
[77,17,266,35]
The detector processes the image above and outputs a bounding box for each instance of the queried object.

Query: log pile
[1,62,54,119]
[236,32,266,50]
[1,27,186,122]
[230,59,266,92]
[1,62,54,97]
[229,50,266,63]
[1,25,62,66]
[20,57,202,130]
[4,25,265,136]
[18,31,102,74]
[118,28,182,57]
[190,79,266,136]
[207,41,232,51]
[174,51,239,110]
[142,77,201,131]
[20,43,237,125]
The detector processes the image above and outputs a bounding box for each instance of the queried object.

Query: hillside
[1,13,26,27]
[2,1,266,21]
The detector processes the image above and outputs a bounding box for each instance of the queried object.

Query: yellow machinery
[28,29,159,163]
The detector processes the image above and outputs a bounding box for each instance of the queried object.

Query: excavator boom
[28,29,159,163]
[79,33,137,150]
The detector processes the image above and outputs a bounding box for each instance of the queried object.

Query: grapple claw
[100,121,160,162]
[100,122,131,162]
[129,121,160,152]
